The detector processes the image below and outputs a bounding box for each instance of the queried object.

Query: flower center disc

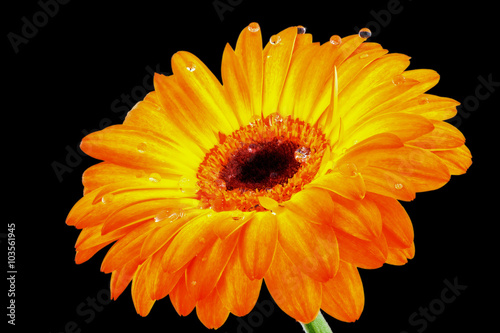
[196,114,328,212]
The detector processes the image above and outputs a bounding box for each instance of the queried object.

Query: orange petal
[110,259,141,300]
[169,272,196,316]
[262,26,298,118]
[196,288,230,329]
[336,230,388,269]
[143,244,184,300]
[131,261,155,316]
[185,231,239,302]
[306,170,366,200]
[285,187,335,224]
[362,166,416,201]
[213,210,255,239]
[235,22,263,118]
[406,120,465,150]
[82,162,138,194]
[369,193,414,249]
[171,51,239,133]
[221,43,252,125]
[80,125,199,174]
[329,193,382,241]
[386,243,415,265]
[389,94,459,121]
[217,249,262,317]
[153,73,218,147]
[344,113,434,146]
[321,261,364,322]
[238,211,278,280]
[100,221,157,273]
[432,144,472,175]
[264,243,322,324]
[276,209,339,282]
[217,248,263,317]
[102,198,197,236]
[162,211,221,273]
[123,91,205,158]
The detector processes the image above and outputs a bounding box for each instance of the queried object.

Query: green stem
[300,311,333,333]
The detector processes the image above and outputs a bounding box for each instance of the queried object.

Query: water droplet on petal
[268,112,283,125]
[231,210,245,220]
[186,63,196,72]
[329,35,342,45]
[418,96,430,105]
[359,53,369,59]
[199,237,206,244]
[339,162,358,177]
[269,34,281,45]
[154,209,184,223]
[101,193,114,204]
[295,146,311,163]
[191,280,197,286]
[137,142,147,153]
[358,27,372,39]
[297,25,307,34]
[248,22,260,33]
[149,172,162,183]
[201,257,207,262]
[394,183,404,190]
[392,74,406,86]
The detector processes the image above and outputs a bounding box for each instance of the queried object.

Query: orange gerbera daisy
[66,23,471,329]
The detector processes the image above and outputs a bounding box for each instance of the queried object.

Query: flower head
[66,23,471,328]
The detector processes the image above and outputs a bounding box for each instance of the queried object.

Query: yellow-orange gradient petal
[66,23,471,329]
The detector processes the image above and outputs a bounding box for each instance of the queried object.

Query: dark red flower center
[219,138,301,191]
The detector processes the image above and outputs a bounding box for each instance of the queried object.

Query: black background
[4,0,497,332]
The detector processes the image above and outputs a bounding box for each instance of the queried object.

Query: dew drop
[191,280,197,286]
[359,53,369,59]
[186,63,196,72]
[101,193,114,204]
[297,25,307,34]
[268,112,283,125]
[358,27,372,39]
[418,96,430,105]
[295,146,311,163]
[394,183,404,190]
[149,172,162,183]
[231,210,245,220]
[201,257,207,262]
[269,34,281,45]
[199,237,206,244]
[329,35,342,45]
[339,162,358,177]
[392,74,406,86]
[137,142,147,153]
[248,22,260,33]
[154,209,184,223]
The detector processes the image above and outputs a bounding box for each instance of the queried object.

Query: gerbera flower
[66,23,471,329]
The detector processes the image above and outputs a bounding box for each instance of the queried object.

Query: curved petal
[238,211,278,280]
[235,22,263,117]
[321,261,364,322]
[169,272,196,316]
[329,193,382,241]
[262,26,298,118]
[217,248,263,317]
[131,260,155,316]
[185,231,239,302]
[264,243,322,324]
[196,288,230,329]
[277,208,339,282]
[335,230,388,269]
